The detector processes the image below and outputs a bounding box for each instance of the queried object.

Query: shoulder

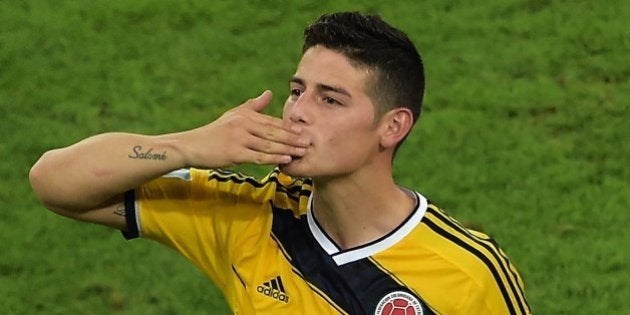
[419,202,530,314]
[420,202,510,281]
[188,168,312,211]
[267,168,313,217]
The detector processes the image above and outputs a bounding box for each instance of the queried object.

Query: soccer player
[30,12,531,314]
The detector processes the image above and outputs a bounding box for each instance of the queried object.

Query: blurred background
[1,0,628,314]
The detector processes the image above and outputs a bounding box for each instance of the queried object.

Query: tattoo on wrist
[128,145,167,161]
[114,205,125,217]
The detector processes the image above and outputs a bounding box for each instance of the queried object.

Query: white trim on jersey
[162,168,192,181]
[134,198,143,237]
[306,194,339,255]
[307,191,429,266]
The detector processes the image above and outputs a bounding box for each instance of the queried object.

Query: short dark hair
[303,12,425,148]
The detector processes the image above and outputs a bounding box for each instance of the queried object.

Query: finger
[242,90,273,113]
[239,102,303,134]
[237,92,303,135]
[246,137,307,157]
[248,112,294,132]
[238,149,293,166]
[248,123,308,148]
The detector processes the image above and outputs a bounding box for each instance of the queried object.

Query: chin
[279,163,305,177]
[278,158,314,178]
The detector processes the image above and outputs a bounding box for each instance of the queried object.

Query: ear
[378,108,414,150]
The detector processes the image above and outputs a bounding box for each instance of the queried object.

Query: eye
[322,96,341,106]
[290,88,302,97]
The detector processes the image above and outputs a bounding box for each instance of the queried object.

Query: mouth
[287,145,310,164]
[284,141,312,165]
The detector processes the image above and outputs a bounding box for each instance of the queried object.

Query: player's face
[280,45,381,179]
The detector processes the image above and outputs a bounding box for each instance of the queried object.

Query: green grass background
[2,0,628,314]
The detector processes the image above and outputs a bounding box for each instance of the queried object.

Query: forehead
[295,46,373,93]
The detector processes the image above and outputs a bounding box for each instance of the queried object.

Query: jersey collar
[306,190,428,266]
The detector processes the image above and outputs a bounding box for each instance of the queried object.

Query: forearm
[30,91,307,216]
[29,132,186,212]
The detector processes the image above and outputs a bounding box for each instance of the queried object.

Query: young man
[30,12,531,314]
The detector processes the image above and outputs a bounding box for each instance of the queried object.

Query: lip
[288,144,311,163]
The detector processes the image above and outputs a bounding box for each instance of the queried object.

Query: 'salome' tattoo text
[128,145,167,161]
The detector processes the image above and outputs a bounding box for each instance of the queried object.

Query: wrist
[153,134,189,169]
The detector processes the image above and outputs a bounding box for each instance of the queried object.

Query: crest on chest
[374,291,425,315]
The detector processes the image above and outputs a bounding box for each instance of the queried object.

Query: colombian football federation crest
[374,291,424,315]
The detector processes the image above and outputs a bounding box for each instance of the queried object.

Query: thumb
[243,90,273,112]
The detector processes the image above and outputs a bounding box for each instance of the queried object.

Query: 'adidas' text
[257,276,290,303]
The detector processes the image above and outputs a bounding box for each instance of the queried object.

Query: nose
[285,94,311,125]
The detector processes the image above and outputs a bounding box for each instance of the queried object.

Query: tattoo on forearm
[114,205,125,217]
[128,145,167,161]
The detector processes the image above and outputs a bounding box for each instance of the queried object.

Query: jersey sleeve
[122,168,276,290]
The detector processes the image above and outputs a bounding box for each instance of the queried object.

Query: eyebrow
[291,77,353,98]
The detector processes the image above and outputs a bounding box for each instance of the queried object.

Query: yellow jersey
[123,168,530,314]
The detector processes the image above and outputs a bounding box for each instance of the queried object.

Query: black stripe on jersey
[270,232,347,314]
[290,267,349,314]
[270,205,435,314]
[207,169,310,201]
[232,265,247,288]
[422,211,523,315]
[425,206,530,313]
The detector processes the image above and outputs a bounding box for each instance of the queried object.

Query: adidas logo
[257,276,290,303]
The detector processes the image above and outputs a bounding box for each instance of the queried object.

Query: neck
[311,165,415,250]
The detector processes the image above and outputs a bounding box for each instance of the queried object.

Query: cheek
[324,125,376,154]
